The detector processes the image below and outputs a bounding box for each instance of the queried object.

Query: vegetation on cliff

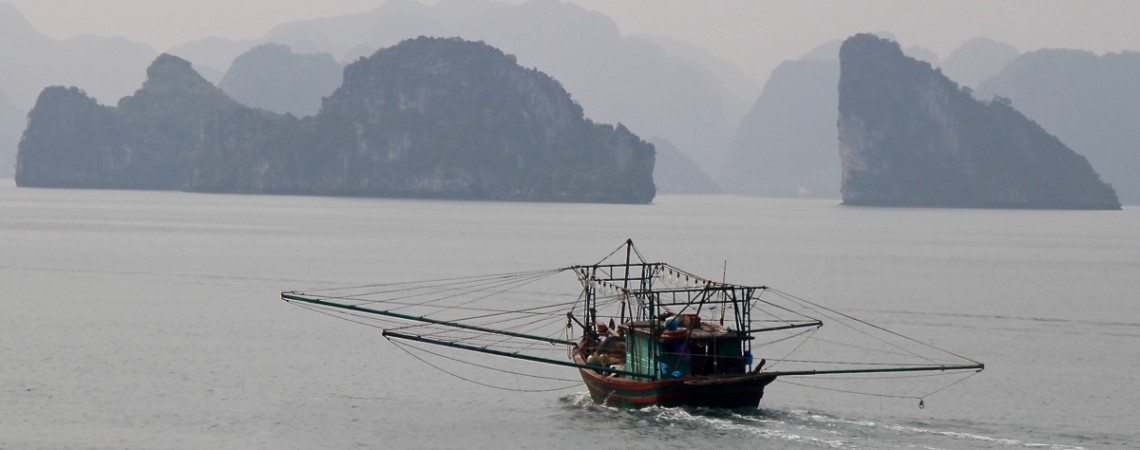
[17,38,655,203]
[172,0,744,178]
[191,37,654,203]
[837,34,1119,210]
[16,55,240,189]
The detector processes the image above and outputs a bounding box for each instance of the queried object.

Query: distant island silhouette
[16,38,656,204]
[977,48,1140,205]
[837,34,1120,210]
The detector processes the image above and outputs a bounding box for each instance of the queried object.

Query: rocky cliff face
[0,3,156,176]
[17,39,654,203]
[191,37,655,203]
[17,38,652,202]
[15,87,122,187]
[16,54,239,189]
[837,34,1120,210]
[174,0,741,178]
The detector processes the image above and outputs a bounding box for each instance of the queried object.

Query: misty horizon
[5,0,1140,88]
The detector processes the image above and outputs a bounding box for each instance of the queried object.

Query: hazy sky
[7,0,1140,82]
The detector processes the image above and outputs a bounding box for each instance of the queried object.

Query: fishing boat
[282,240,983,409]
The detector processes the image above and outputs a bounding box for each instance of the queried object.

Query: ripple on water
[556,394,1091,450]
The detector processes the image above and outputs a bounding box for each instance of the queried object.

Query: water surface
[2,180,1136,449]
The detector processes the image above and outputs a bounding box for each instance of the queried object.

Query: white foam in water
[652,407,851,449]
[881,424,1089,450]
[560,392,1095,450]
[777,409,1090,450]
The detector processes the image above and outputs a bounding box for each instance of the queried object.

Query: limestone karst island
[837,34,1120,210]
[16,37,656,204]
[11,31,1127,210]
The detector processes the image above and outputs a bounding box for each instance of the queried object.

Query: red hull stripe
[577,369,773,408]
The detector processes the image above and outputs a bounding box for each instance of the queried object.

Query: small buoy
[918,399,925,409]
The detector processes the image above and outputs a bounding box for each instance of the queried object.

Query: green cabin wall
[625,333,746,379]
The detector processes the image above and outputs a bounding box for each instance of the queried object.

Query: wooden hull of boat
[574,354,777,408]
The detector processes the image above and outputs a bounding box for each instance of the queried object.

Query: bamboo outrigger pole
[766,363,985,377]
[745,321,824,333]
[281,292,576,346]
[381,330,654,379]
[383,330,982,380]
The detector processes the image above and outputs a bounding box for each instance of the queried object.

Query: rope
[763,327,818,371]
[285,247,985,404]
[918,368,983,398]
[388,338,580,392]
[296,269,567,315]
[768,290,942,365]
[775,378,922,400]
[592,241,635,266]
[775,368,984,403]
[297,269,563,296]
[287,301,389,329]
[770,288,983,366]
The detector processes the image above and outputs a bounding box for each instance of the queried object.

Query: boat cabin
[617,315,751,379]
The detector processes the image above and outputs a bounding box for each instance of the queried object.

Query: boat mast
[719,261,728,326]
[585,265,597,335]
[620,239,632,324]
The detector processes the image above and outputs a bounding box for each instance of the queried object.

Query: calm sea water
[2,179,1137,449]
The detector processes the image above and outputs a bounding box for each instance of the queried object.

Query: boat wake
[558,392,1087,450]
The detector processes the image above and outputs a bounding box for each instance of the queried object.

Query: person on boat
[595,323,610,340]
[587,325,626,376]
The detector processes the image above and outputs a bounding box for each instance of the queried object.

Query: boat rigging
[282,239,983,408]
